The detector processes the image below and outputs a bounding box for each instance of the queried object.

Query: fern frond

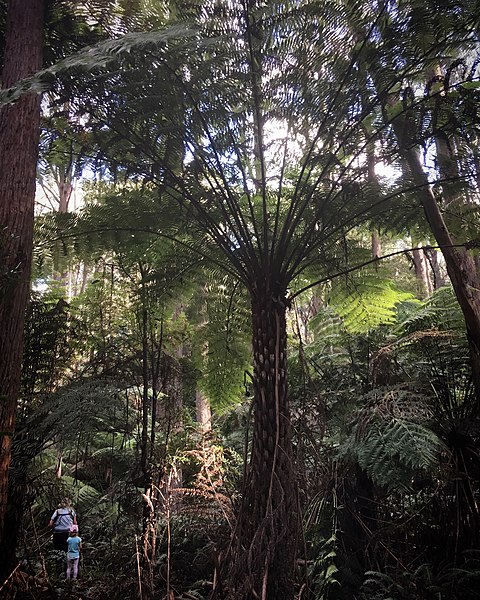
[329,271,414,334]
[396,285,466,334]
[343,387,446,491]
[191,276,251,412]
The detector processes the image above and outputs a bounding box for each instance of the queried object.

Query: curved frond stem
[283,71,480,280]
[288,173,472,282]
[243,0,268,266]
[42,225,246,283]
[289,242,472,302]
[271,114,295,268]
[87,107,253,280]
[162,60,261,271]
[282,13,480,275]
[275,3,388,265]
[222,118,263,254]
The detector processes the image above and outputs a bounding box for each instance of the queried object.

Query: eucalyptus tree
[340,0,480,401]
[0,0,44,556]
[0,0,143,557]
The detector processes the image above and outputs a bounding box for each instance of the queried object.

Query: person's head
[69,524,79,536]
[59,497,71,508]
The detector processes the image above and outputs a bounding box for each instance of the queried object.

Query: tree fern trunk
[0,0,43,553]
[231,284,298,600]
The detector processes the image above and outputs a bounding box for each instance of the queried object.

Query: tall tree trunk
[399,141,480,402]
[0,0,43,558]
[371,231,381,260]
[231,284,298,600]
[58,168,73,214]
[361,39,480,402]
[364,118,382,262]
[55,168,74,296]
[195,389,212,435]
[424,247,446,290]
[411,243,433,298]
[79,263,90,295]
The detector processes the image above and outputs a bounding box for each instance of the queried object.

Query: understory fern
[304,494,341,600]
[396,285,465,335]
[328,272,414,334]
[343,388,446,491]
[360,552,480,600]
[353,418,444,490]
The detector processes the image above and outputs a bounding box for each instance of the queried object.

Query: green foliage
[396,285,466,334]
[21,293,78,401]
[21,379,133,456]
[328,271,414,334]
[291,281,480,598]
[304,494,341,600]
[344,396,445,491]
[360,553,480,600]
[191,277,251,412]
[4,1,480,598]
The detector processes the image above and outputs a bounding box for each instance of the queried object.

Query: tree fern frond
[353,417,445,490]
[26,380,131,451]
[304,307,353,369]
[328,271,414,334]
[396,285,466,334]
[343,387,446,491]
[192,278,251,412]
[0,23,200,107]
[57,475,103,510]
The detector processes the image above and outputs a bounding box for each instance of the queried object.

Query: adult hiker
[49,497,77,552]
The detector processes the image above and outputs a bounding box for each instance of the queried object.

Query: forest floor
[3,567,103,600]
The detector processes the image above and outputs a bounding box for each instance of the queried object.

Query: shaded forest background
[1,1,480,599]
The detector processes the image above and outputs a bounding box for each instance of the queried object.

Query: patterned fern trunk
[232,285,298,600]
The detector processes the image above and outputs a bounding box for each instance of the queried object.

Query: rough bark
[0,0,44,554]
[231,284,298,600]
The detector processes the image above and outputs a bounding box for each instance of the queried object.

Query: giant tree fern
[2,0,480,596]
